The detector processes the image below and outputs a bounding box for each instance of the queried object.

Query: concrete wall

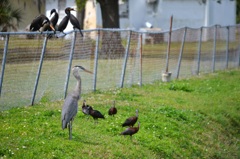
[207,0,236,26]
[120,0,206,30]
[159,0,205,30]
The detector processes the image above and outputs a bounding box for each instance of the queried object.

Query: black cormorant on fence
[68,8,84,37]
[57,7,83,36]
[50,9,59,29]
[30,14,55,32]
[57,7,73,34]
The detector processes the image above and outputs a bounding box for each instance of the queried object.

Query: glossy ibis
[108,100,117,116]
[82,100,92,116]
[121,122,140,139]
[88,106,105,123]
[122,109,138,127]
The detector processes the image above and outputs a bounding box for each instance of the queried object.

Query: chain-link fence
[0,25,239,110]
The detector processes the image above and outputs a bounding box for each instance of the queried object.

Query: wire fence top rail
[1,23,239,35]
[0,24,239,110]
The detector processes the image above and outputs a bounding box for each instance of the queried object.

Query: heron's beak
[84,69,93,74]
[70,8,76,11]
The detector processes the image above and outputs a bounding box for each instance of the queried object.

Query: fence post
[165,15,173,73]
[176,27,187,79]
[238,44,240,67]
[225,26,229,69]
[212,25,217,72]
[237,38,240,67]
[238,25,240,67]
[196,27,203,75]
[31,36,48,105]
[0,34,9,97]
[120,30,132,88]
[93,29,100,91]
[64,31,77,99]
[139,33,143,86]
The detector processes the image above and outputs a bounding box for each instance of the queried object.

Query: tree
[237,0,240,23]
[0,0,23,31]
[75,0,88,29]
[96,0,120,28]
[96,0,124,58]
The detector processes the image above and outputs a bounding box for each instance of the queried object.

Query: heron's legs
[69,120,72,140]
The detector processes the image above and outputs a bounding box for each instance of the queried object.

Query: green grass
[0,69,240,158]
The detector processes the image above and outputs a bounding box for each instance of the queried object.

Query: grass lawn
[0,69,239,158]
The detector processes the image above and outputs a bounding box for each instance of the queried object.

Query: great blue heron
[50,9,59,29]
[30,14,55,31]
[61,65,93,140]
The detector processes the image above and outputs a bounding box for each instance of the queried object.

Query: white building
[13,0,236,32]
[117,0,236,31]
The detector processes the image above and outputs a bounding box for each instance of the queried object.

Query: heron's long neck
[75,77,81,99]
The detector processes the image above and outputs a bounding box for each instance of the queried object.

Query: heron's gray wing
[61,95,78,129]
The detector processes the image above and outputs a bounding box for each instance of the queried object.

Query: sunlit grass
[0,69,239,158]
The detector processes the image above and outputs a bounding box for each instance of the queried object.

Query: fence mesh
[0,25,239,110]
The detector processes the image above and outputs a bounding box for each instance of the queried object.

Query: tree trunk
[97,0,125,58]
[77,8,85,29]
[97,0,119,28]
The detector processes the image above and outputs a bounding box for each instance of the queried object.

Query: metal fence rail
[0,25,239,110]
